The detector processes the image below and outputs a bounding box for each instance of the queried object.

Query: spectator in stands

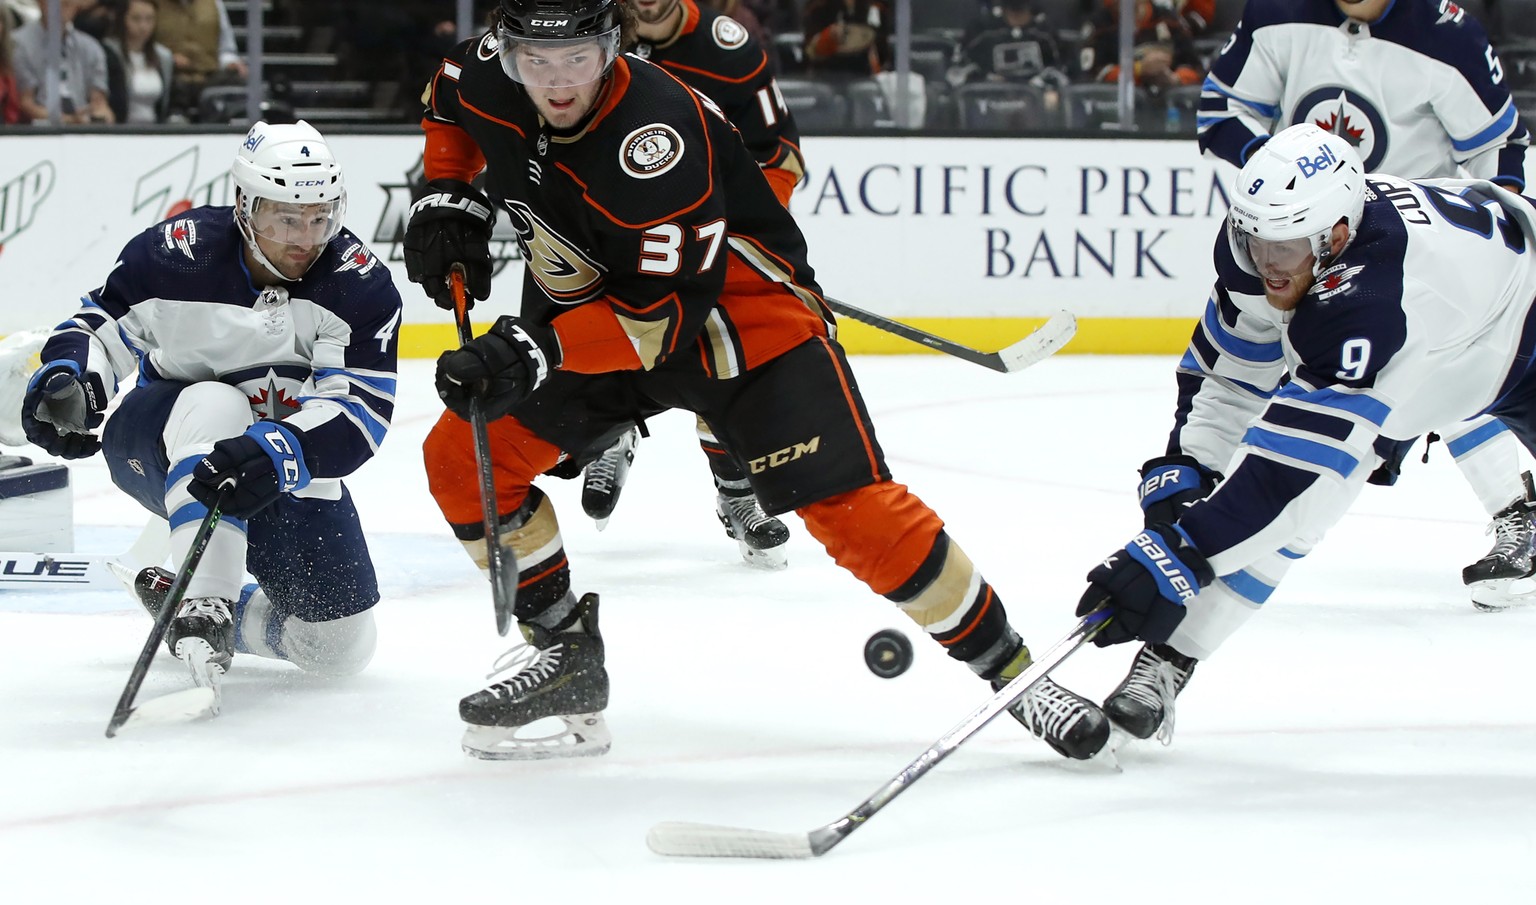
[802,0,891,81]
[960,0,1069,88]
[1083,0,1201,89]
[103,0,172,123]
[12,0,114,123]
[157,0,245,116]
[1,8,30,124]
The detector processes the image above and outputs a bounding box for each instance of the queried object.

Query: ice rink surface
[3,354,1534,904]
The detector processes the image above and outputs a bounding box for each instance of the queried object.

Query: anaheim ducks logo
[711,17,749,49]
[503,200,605,304]
[620,124,685,179]
[477,32,499,61]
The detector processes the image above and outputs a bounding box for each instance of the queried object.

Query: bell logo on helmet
[1296,144,1339,179]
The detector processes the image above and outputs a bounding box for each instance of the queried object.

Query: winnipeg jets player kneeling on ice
[22,121,402,703]
[1072,123,1536,744]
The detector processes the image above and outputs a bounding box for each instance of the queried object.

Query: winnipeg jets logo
[162,218,198,260]
[1290,87,1388,170]
[248,374,300,420]
[503,200,605,304]
[1435,0,1465,24]
[1311,262,1366,300]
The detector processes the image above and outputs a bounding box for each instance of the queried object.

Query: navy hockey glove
[436,316,561,421]
[189,422,311,519]
[1138,454,1220,527]
[403,178,496,310]
[1076,524,1214,647]
[21,362,107,459]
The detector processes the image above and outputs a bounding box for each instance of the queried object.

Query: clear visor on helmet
[1232,229,1317,278]
[245,196,346,247]
[495,26,621,88]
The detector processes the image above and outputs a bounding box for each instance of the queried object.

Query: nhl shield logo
[620,124,685,179]
[1289,86,1388,171]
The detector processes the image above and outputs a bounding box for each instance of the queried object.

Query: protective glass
[247,196,346,247]
[1233,229,1315,278]
[496,27,621,88]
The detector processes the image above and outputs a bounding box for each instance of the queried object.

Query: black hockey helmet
[494,0,627,86]
[496,0,624,41]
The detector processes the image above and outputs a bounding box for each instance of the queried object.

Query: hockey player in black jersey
[578,0,806,567]
[406,0,1110,762]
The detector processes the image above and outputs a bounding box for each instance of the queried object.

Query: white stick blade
[118,687,219,731]
[998,310,1077,372]
[647,822,815,859]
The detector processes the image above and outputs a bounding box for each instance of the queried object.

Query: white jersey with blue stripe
[39,206,403,480]
[1200,0,1528,187]
[1170,175,1536,574]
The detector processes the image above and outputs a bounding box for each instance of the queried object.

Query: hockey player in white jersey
[1198,0,1535,613]
[1075,124,1536,742]
[21,121,402,704]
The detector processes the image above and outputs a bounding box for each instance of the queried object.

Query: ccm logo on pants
[749,437,821,474]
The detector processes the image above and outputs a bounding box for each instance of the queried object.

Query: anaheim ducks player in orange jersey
[403,0,1110,762]
[578,0,808,566]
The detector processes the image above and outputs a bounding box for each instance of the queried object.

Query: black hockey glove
[189,422,311,519]
[21,362,107,459]
[1076,524,1214,647]
[436,316,561,421]
[403,178,496,310]
[1137,454,1221,527]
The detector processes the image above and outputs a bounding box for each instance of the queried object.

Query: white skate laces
[483,641,564,699]
[177,596,233,622]
[1117,652,1183,745]
[1014,680,1091,743]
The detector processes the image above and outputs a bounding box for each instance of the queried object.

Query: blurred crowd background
[2,0,1534,132]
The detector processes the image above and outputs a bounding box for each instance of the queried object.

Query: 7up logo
[0,161,56,251]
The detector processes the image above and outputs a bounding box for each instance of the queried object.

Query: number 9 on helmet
[1227,123,1366,280]
[229,119,347,279]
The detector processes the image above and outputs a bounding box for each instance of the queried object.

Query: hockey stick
[646,607,1112,859]
[104,484,231,738]
[824,297,1076,374]
[450,266,518,637]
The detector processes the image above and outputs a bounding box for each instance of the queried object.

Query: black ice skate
[133,566,174,618]
[1463,485,1536,611]
[166,596,236,692]
[999,676,1111,760]
[459,593,611,760]
[716,490,789,570]
[581,427,638,530]
[1103,642,1198,743]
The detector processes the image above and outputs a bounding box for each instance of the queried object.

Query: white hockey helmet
[230,120,347,279]
[1227,123,1366,279]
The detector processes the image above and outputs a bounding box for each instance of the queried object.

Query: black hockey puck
[864,629,914,679]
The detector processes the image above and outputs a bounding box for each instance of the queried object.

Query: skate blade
[116,687,220,731]
[738,540,788,571]
[461,713,612,761]
[1469,575,1536,611]
[594,516,610,532]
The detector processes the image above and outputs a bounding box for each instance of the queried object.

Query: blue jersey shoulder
[1287,202,1410,388]
[302,228,403,330]
[1377,0,1499,99]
